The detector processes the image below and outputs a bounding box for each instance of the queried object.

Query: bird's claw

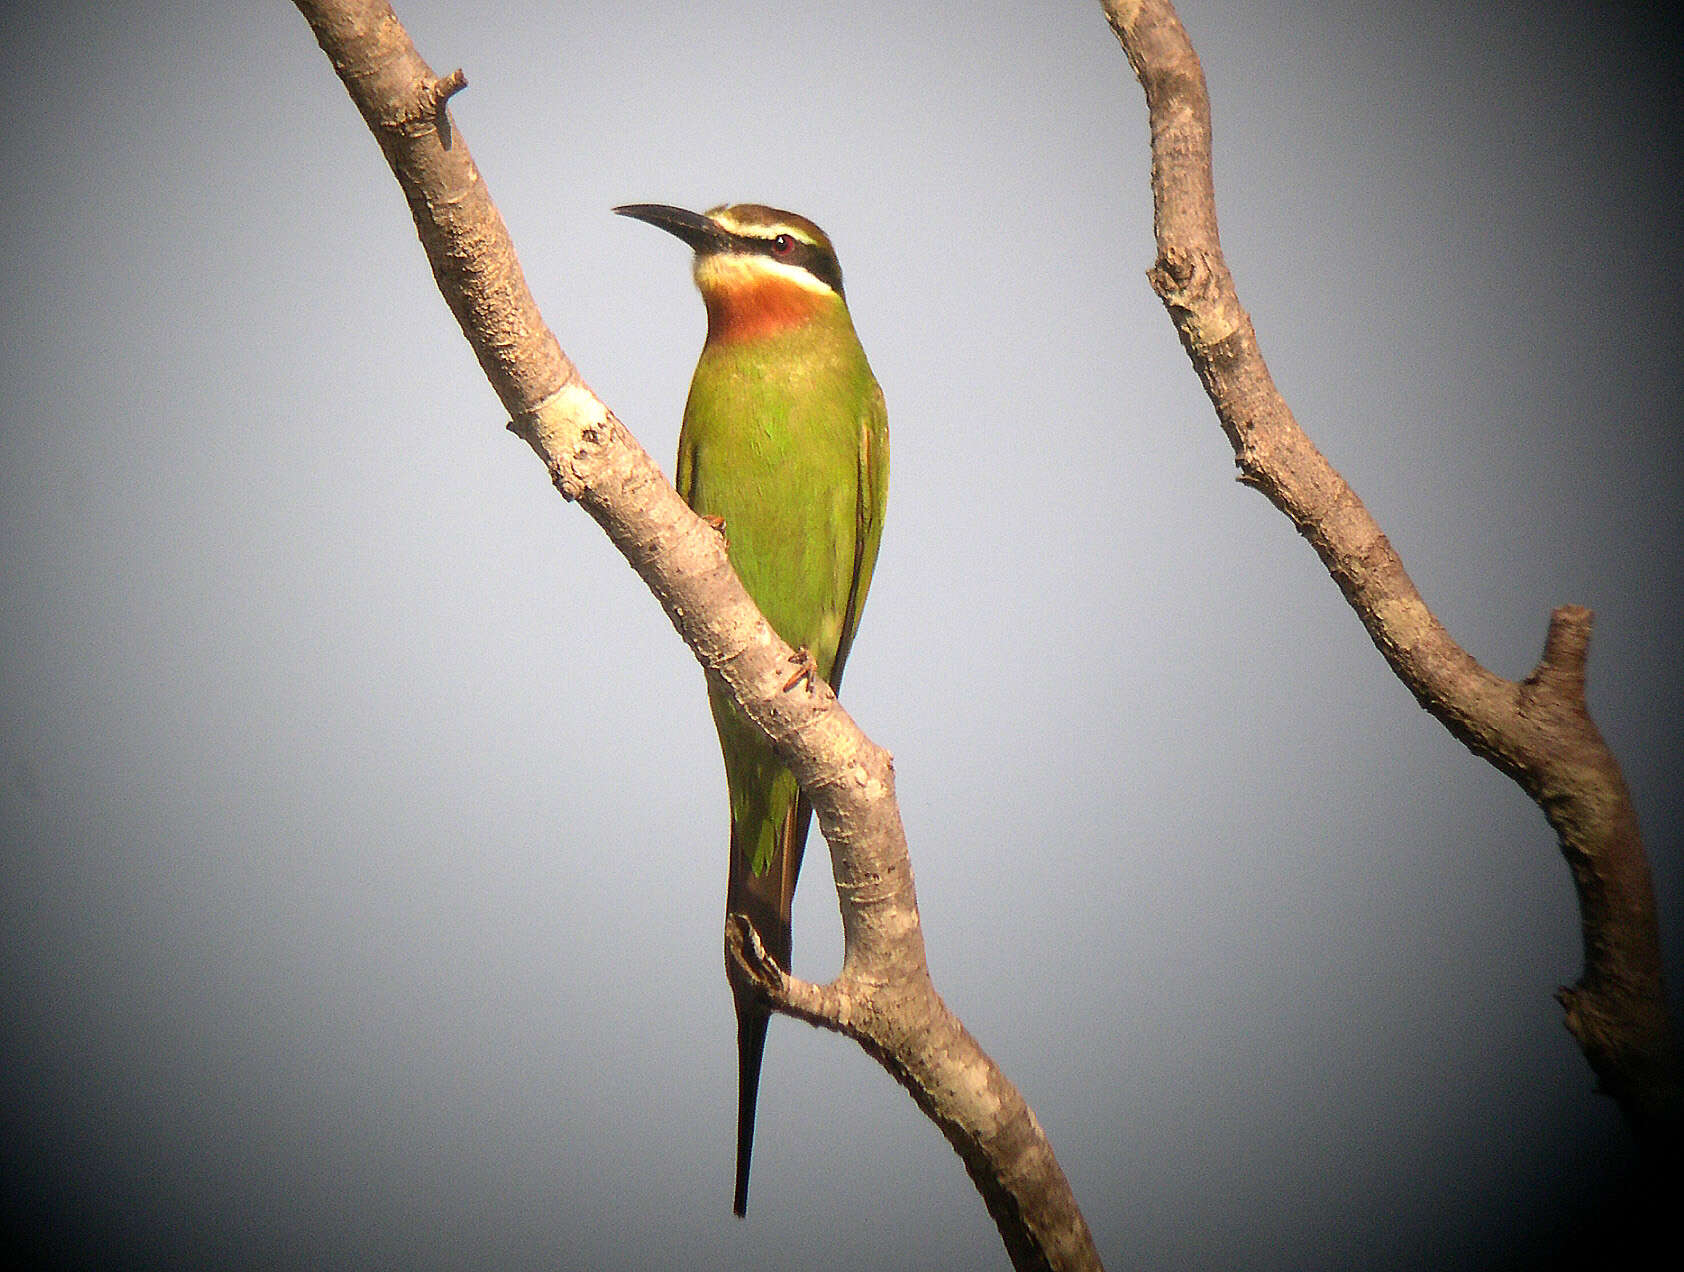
[702,514,728,548]
[781,647,819,693]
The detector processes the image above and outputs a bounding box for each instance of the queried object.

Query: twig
[1100,0,1680,1158]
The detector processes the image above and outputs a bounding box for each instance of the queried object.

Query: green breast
[677,310,878,680]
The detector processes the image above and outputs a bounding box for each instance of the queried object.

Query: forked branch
[1100,0,1680,1156]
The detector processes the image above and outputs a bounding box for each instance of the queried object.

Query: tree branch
[291,0,1102,1265]
[1100,0,1681,1158]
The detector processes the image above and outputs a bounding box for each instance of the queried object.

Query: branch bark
[291,1,1101,1266]
[1100,0,1681,1161]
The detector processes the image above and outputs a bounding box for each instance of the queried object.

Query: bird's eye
[771,234,796,257]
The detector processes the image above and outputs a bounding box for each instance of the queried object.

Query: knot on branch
[724,913,870,1037]
[1528,604,1593,697]
[1517,605,1594,736]
[725,912,786,1003]
[1147,246,1244,350]
[397,67,467,144]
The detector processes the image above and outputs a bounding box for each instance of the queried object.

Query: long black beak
[613,203,730,254]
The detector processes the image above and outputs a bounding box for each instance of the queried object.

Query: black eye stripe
[735,231,846,298]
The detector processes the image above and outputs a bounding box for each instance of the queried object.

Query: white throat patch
[693,251,835,297]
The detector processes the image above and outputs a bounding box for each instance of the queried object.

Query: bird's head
[614,202,847,342]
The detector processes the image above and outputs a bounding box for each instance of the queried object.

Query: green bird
[614,202,888,1216]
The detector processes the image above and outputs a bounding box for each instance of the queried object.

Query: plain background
[3,1,1680,1268]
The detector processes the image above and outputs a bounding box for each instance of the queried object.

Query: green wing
[675,424,696,505]
[828,378,889,694]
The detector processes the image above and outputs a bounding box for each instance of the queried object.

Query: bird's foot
[781,647,819,693]
[702,513,728,548]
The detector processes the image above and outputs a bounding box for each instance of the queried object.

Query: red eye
[771,234,795,256]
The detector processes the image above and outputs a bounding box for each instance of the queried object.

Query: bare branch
[292,0,1102,1264]
[1100,0,1680,1156]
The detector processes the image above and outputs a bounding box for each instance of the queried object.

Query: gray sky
[3,1,1680,1268]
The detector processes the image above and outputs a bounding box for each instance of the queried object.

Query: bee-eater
[614,202,888,1216]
